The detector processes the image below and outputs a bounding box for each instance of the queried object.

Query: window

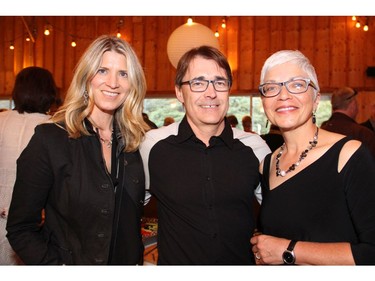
[0,98,14,110]
[143,94,332,132]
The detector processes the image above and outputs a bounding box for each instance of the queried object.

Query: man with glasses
[140,45,270,264]
[321,86,375,157]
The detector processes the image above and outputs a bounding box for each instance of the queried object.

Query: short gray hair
[260,50,320,95]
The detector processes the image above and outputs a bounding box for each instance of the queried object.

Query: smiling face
[90,50,130,116]
[175,56,230,135]
[261,62,320,130]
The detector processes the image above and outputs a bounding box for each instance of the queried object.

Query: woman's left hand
[250,234,290,265]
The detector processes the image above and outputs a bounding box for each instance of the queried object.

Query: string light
[117,19,123,38]
[215,28,219,38]
[44,24,52,36]
[71,38,76,47]
[221,18,226,29]
[352,16,370,32]
[9,42,14,50]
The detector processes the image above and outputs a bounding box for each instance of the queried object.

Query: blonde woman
[6,35,149,265]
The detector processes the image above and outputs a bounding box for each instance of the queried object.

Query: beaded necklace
[275,127,319,177]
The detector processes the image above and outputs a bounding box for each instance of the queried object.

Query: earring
[312,112,316,124]
[83,90,89,105]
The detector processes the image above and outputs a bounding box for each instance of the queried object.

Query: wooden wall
[1,16,374,122]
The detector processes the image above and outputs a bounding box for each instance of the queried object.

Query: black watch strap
[287,240,297,251]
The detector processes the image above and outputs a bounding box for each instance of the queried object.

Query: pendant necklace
[275,127,319,177]
[99,136,113,149]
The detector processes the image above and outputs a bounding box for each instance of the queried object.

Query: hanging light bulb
[352,16,357,21]
[9,42,14,50]
[215,29,219,38]
[363,24,369,31]
[187,17,193,25]
[44,24,52,36]
[355,21,361,28]
[221,18,226,29]
[71,39,77,47]
[117,19,123,38]
[26,36,30,42]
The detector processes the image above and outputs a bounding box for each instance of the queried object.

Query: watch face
[283,251,295,264]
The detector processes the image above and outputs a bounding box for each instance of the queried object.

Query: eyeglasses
[180,79,231,92]
[345,90,358,101]
[258,78,317,98]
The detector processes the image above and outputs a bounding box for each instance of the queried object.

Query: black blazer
[6,121,145,264]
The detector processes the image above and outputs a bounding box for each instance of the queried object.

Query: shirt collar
[175,115,234,149]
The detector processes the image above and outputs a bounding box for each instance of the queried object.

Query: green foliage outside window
[143,94,332,133]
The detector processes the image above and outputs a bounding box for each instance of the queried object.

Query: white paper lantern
[167,22,220,69]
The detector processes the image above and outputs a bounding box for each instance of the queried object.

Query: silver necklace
[275,127,319,177]
[99,136,113,149]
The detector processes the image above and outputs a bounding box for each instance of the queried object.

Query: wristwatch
[282,240,297,265]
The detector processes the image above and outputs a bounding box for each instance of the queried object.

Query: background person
[140,46,270,265]
[321,87,375,157]
[260,124,284,152]
[163,116,175,126]
[251,50,375,265]
[6,35,148,265]
[360,103,375,132]
[226,114,239,128]
[0,66,58,265]
[242,115,255,133]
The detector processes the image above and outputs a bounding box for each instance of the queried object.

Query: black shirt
[142,116,268,264]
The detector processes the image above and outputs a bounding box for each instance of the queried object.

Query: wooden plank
[314,16,331,91]
[143,16,157,91]
[43,16,54,72]
[226,16,239,89]
[3,17,15,95]
[53,16,65,90]
[254,16,271,85]
[284,16,300,50]
[330,16,347,87]
[269,16,284,53]
[299,16,315,60]
[237,16,253,90]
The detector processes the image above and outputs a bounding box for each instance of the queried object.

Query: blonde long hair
[52,35,148,152]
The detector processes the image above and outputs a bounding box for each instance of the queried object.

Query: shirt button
[101,183,110,190]
[101,209,110,215]
[94,258,104,264]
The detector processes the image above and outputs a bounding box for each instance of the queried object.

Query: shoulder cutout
[338,139,362,172]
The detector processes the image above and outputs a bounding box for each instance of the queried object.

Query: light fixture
[117,19,123,38]
[9,42,14,50]
[187,17,193,25]
[44,24,52,36]
[355,21,361,28]
[167,22,220,68]
[364,24,369,31]
[221,18,226,29]
[215,28,219,38]
[352,16,357,21]
[71,39,77,47]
